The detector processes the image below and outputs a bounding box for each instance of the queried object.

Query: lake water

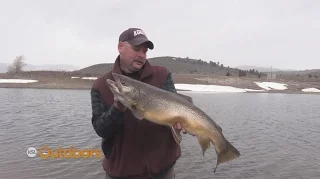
[0,88,319,178]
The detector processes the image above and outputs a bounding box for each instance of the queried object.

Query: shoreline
[1,86,319,95]
[1,72,320,94]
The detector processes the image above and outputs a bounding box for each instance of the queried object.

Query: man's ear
[118,42,123,54]
[118,42,124,54]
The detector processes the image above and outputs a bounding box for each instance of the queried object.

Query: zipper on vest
[139,121,151,177]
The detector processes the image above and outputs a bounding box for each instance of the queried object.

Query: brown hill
[75,56,320,86]
[1,56,319,91]
[3,56,319,83]
[75,56,263,78]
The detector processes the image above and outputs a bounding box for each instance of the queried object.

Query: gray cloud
[1,0,319,70]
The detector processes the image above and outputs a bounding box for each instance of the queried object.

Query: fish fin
[197,136,211,156]
[177,93,194,104]
[213,140,240,173]
[130,103,144,120]
[170,125,182,144]
[217,124,222,132]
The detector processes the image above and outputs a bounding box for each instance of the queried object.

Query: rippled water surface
[0,88,319,178]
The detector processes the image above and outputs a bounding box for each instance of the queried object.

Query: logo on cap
[133,29,146,36]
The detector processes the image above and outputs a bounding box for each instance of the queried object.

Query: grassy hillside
[76,63,114,76]
[2,56,319,84]
[76,56,264,78]
[235,65,296,72]
[1,56,320,91]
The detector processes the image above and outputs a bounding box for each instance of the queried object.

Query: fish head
[106,73,142,108]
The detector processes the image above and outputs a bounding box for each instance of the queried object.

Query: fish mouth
[106,79,120,94]
[109,73,125,90]
[106,78,127,103]
[112,73,130,88]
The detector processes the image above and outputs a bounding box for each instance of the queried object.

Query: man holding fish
[91,28,185,178]
[90,28,240,179]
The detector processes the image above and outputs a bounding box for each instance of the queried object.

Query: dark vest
[92,56,181,178]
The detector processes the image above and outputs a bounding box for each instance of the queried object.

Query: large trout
[106,73,240,173]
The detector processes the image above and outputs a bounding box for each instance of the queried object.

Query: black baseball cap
[119,28,154,49]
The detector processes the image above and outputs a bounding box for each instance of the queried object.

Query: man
[91,28,186,178]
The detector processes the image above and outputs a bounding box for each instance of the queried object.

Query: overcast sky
[1,0,319,70]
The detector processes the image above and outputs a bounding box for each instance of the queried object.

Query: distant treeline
[185,57,264,77]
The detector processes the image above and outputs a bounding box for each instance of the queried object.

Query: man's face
[118,41,148,73]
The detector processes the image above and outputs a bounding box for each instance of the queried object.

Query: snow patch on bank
[81,77,97,80]
[254,82,288,90]
[0,79,39,83]
[175,84,264,93]
[70,76,97,80]
[302,88,320,93]
[76,77,98,80]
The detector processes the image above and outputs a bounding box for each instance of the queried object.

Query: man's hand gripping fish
[106,73,240,173]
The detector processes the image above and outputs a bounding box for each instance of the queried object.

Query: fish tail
[214,140,240,173]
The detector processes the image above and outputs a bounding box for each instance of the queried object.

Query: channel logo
[26,146,102,159]
[27,147,37,157]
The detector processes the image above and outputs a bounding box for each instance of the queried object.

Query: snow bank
[71,76,97,80]
[0,79,38,83]
[301,88,320,93]
[254,82,288,90]
[81,77,98,80]
[175,84,264,93]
